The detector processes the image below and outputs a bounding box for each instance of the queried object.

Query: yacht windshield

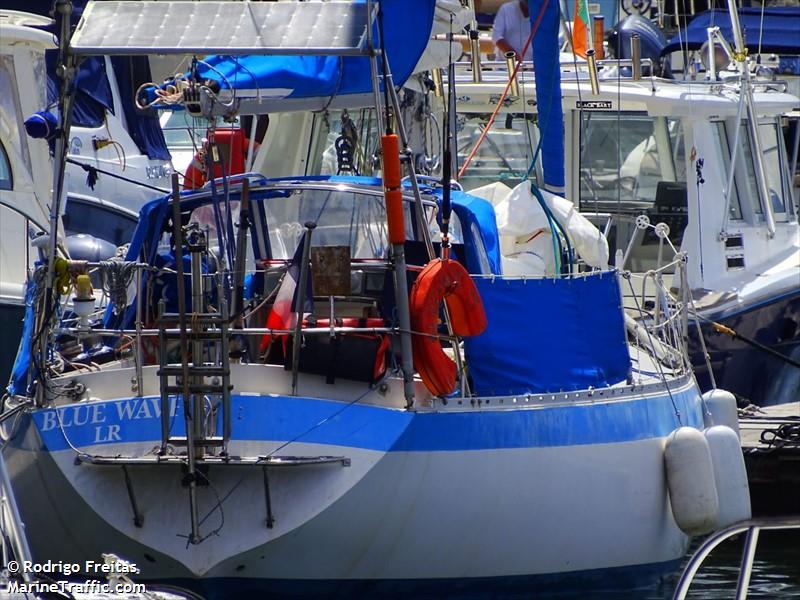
[189,187,474,269]
[456,114,539,191]
[579,112,685,210]
[263,188,412,260]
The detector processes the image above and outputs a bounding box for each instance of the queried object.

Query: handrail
[673,516,800,600]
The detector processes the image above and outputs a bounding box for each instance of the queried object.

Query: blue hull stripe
[158,558,683,599]
[32,384,701,453]
[700,287,800,322]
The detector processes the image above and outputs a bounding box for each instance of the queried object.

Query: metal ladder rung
[158,365,229,377]
[159,312,229,325]
[164,436,226,448]
[161,330,226,341]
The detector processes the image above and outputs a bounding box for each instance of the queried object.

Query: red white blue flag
[260,233,314,353]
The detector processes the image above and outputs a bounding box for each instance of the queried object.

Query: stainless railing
[673,516,800,600]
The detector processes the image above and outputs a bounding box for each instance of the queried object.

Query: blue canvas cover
[464,272,630,396]
[111,57,171,161]
[7,279,39,396]
[531,0,565,192]
[442,190,501,275]
[45,52,111,129]
[663,8,800,56]
[189,0,436,102]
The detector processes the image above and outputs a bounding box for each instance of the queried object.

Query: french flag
[260,233,314,354]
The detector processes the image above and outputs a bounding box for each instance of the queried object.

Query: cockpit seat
[643,181,688,246]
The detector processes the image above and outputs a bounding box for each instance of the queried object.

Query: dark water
[567,530,800,599]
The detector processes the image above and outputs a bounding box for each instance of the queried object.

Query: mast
[39,0,78,403]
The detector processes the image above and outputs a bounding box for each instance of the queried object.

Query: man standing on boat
[492,0,532,62]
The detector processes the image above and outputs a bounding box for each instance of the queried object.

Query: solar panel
[70,1,373,56]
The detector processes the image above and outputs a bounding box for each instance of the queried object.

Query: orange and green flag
[572,0,592,57]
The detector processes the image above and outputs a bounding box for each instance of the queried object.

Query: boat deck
[740,403,800,449]
[740,402,800,516]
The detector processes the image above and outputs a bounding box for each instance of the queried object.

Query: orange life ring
[409,258,487,396]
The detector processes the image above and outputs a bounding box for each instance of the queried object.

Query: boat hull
[690,289,800,406]
[4,380,702,597]
[0,301,25,386]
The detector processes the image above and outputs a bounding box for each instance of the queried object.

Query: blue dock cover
[464,272,630,396]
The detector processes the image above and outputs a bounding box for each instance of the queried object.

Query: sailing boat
[2,1,750,597]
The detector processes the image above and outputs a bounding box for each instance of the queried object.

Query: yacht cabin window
[314,109,379,177]
[0,141,12,190]
[711,122,743,221]
[725,120,792,223]
[759,121,791,221]
[263,188,415,260]
[578,112,686,211]
[733,123,762,217]
[62,197,138,247]
[0,55,32,176]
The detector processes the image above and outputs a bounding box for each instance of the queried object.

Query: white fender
[702,389,740,440]
[664,427,719,536]
[705,425,751,529]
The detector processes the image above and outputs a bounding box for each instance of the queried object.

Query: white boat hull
[4,376,702,597]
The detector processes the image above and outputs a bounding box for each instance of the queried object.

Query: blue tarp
[110,57,171,161]
[439,189,502,275]
[531,0,565,192]
[191,0,436,102]
[663,8,800,56]
[464,272,631,396]
[45,52,111,129]
[7,279,39,397]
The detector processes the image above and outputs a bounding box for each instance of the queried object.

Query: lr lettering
[93,424,121,443]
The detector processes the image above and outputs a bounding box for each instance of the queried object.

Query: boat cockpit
[46,176,498,389]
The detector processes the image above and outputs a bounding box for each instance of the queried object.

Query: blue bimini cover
[663,8,800,56]
[464,272,630,396]
[192,0,436,105]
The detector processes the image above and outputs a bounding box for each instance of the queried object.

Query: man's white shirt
[492,1,533,61]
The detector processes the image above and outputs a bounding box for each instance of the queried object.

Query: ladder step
[165,436,226,447]
[159,313,228,325]
[161,330,225,340]
[158,366,229,377]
